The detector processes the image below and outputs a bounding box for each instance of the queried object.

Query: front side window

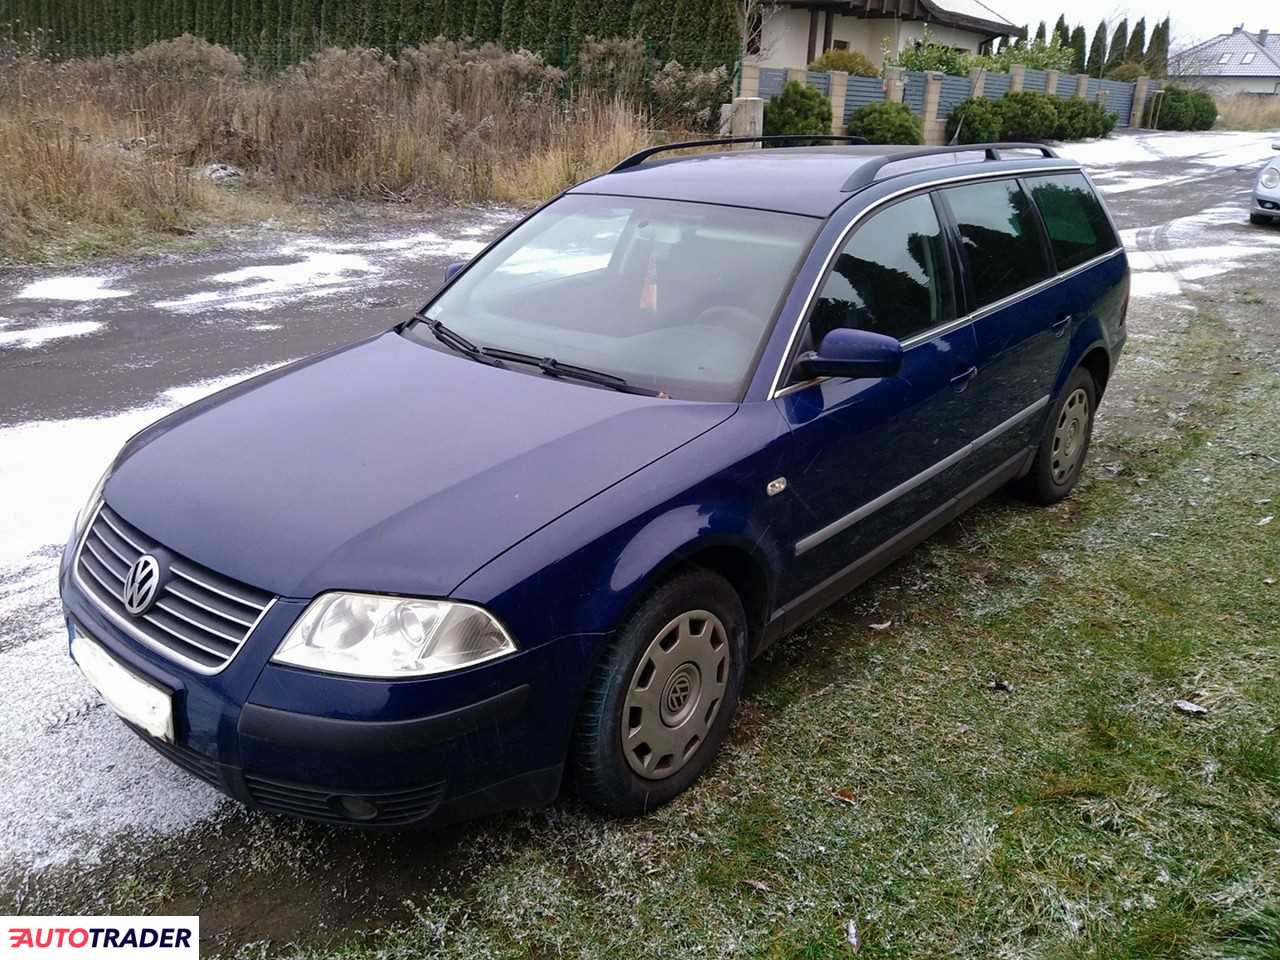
[942,179,1052,309]
[1027,173,1119,271]
[417,195,819,401]
[807,194,954,349]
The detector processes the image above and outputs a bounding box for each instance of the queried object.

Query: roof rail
[840,142,1062,192]
[610,135,871,173]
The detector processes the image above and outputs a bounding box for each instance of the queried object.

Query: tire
[1251,213,1273,226]
[1018,366,1098,505]
[571,569,748,816]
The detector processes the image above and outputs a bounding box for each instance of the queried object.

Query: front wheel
[1018,366,1098,504]
[571,570,748,816]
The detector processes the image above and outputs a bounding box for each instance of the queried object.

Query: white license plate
[71,629,174,742]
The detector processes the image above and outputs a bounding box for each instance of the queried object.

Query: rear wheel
[571,570,747,816]
[1018,366,1098,505]
[1250,213,1273,226]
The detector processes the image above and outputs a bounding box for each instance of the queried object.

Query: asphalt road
[1,130,1277,946]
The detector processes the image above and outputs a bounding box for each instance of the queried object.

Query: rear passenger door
[938,178,1064,469]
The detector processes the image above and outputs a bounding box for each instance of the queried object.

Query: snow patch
[0,321,104,350]
[16,276,132,302]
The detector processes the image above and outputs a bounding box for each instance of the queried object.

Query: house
[747,0,1022,70]
[1170,26,1280,95]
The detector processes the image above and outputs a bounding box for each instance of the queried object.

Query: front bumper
[60,546,584,828]
[1254,181,1280,214]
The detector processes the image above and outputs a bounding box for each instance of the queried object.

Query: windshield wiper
[415,314,502,367]
[479,348,662,396]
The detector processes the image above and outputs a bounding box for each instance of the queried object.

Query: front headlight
[1262,167,1280,190]
[273,593,518,678]
[74,465,112,541]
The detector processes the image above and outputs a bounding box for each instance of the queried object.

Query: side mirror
[795,328,903,380]
[445,261,467,282]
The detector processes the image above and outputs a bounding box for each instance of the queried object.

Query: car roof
[571,145,1082,218]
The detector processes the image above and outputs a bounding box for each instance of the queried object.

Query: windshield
[415,194,819,401]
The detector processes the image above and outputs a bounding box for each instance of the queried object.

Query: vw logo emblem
[665,673,693,713]
[122,555,162,616]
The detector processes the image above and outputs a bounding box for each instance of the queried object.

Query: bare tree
[739,0,782,62]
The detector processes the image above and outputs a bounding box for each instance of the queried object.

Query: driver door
[773,192,984,608]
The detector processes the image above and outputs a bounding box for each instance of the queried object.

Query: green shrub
[998,90,1059,140]
[807,49,877,77]
[1104,62,1145,82]
[1087,101,1118,137]
[972,38,1075,73]
[1053,97,1094,139]
[1156,86,1217,131]
[845,101,922,144]
[882,28,973,76]
[946,97,1002,143]
[763,80,832,137]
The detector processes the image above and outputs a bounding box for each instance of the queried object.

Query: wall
[895,21,989,55]
[754,7,816,69]
[751,12,987,69]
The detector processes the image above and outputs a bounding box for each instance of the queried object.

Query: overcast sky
[984,0,1273,49]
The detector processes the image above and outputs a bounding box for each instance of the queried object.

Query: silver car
[1253,142,1280,225]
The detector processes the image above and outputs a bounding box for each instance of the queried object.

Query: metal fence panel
[902,70,926,115]
[807,72,830,97]
[1100,78,1134,125]
[844,75,888,122]
[1086,77,1103,100]
[759,67,787,99]
[1055,77,1078,100]
[939,74,974,116]
[982,72,1011,100]
[1022,68,1048,93]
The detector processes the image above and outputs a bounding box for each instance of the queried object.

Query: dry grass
[0,36,684,262]
[1215,94,1280,131]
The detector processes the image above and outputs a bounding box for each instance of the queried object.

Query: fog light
[333,795,379,821]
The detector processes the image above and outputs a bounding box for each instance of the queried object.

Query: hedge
[845,101,923,145]
[762,80,832,137]
[947,91,1117,144]
[1156,86,1217,131]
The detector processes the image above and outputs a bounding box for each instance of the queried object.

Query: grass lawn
[208,309,1279,959]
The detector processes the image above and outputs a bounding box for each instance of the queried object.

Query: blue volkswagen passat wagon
[61,140,1128,826]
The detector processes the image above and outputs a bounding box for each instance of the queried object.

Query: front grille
[76,503,274,673]
[244,773,447,826]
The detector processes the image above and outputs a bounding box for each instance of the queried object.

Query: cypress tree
[1148,17,1169,78]
[630,0,671,59]
[1086,19,1106,77]
[1051,15,1068,48]
[667,0,703,66]
[545,0,571,63]
[1105,18,1127,73]
[569,0,592,51]
[260,0,278,64]
[521,0,550,54]
[500,0,523,47]
[1069,25,1086,73]
[596,0,628,38]
[702,0,738,71]
[1125,16,1145,64]
[290,0,313,61]
[1033,21,1045,44]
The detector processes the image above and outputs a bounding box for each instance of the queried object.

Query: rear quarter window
[1026,173,1119,271]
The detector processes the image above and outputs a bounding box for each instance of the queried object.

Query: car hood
[105,332,735,599]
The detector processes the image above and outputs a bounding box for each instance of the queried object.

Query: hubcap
[1051,388,1091,485]
[622,610,730,780]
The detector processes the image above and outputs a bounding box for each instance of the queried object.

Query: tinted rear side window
[1026,173,1119,271]
[809,194,954,345]
[942,180,1052,309]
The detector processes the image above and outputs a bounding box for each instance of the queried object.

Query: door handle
[1051,314,1072,337]
[950,365,978,391]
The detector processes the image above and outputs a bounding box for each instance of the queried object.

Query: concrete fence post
[1045,69,1059,96]
[884,66,905,103]
[1133,75,1150,127]
[1075,73,1089,97]
[786,67,808,88]
[1009,63,1025,93]
[968,67,986,99]
[828,70,848,134]
[922,71,945,146]
[729,98,765,145]
[739,63,761,100]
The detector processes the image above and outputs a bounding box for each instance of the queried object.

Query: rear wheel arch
[1079,346,1112,397]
